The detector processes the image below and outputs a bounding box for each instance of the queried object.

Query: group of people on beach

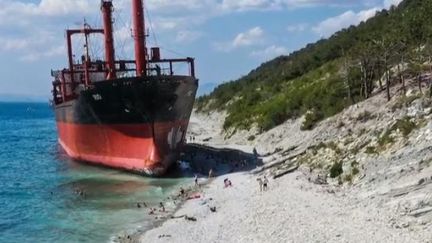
[136,201,167,215]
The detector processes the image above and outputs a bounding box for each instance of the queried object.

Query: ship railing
[150,57,196,78]
[51,57,196,105]
[112,57,196,78]
[62,57,195,78]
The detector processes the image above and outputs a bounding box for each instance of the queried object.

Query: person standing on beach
[194,174,199,187]
[257,178,263,192]
[253,147,258,158]
[208,168,213,178]
[159,202,165,212]
[263,176,269,191]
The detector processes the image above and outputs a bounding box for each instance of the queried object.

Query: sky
[0,0,403,100]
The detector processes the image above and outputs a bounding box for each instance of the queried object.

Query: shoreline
[136,168,427,243]
[113,174,215,243]
[113,142,258,243]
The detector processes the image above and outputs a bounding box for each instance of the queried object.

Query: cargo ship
[51,0,198,176]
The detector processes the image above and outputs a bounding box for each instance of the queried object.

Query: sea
[0,102,190,243]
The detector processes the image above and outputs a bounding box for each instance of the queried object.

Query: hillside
[196,0,432,134]
[185,76,432,240]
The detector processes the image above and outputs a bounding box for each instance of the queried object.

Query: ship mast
[101,0,116,80]
[132,0,147,77]
[84,23,91,86]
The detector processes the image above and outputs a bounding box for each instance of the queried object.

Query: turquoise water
[0,102,189,243]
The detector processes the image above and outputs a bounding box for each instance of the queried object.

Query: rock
[313,175,328,185]
[185,215,197,221]
[418,178,426,186]
[409,207,432,217]
[327,189,335,194]
[401,222,410,228]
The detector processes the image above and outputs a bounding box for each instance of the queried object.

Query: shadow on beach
[177,143,263,178]
[55,141,261,180]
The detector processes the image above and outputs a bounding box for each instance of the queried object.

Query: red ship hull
[57,121,189,175]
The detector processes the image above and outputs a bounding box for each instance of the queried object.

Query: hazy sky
[0,0,402,99]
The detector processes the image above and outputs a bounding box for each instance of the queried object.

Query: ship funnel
[132,0,147,77]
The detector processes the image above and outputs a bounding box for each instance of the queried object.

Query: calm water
[0,102,189,243]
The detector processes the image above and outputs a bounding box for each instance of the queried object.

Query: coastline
[136,168,425,243]
[120,96,432,242]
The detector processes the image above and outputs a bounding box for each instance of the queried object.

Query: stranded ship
[51,0,198,175]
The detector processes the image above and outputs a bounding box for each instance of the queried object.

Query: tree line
[196,0,432,132]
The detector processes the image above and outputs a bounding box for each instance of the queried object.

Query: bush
[327,141,342,154]
[352,167,360,176]
[365,146,378,155]
[393,117,417,137]
[301,110,324,130]
[378,117,417,147]
[377,130,394,146]
[329,161,343,178]
[247,135,256,141]
[344,174,353,183]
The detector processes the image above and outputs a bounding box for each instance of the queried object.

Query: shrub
[393,117,417,137]
[329,161,343,178]
[344,174,353,183]
[301,110,324,130]
[378,117,417,147]
[327,141,342,154]
[311,141,341,154]
[365,146,378,155]
[352,167,360,175]
[377,130,394,146]
[247,135,256,141]
[314,142,327,150]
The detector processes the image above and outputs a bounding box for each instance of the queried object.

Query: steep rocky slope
[188,77,432,232]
